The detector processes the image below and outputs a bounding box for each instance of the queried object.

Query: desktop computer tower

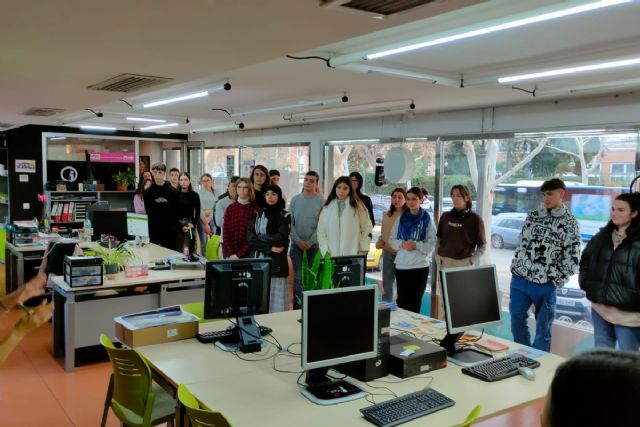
[335,305,390,381]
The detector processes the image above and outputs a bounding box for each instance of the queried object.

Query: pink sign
[89,152,135,163]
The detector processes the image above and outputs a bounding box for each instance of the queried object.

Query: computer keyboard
[196,325,273,343]
[461,354,540,382]
[360,388,455,427]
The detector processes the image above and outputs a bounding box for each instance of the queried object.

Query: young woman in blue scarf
[389,187,436,313]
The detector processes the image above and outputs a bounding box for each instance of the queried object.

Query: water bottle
[83,217,93,242]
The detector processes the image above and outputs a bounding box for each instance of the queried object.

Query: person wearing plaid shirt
[223,178,259,259]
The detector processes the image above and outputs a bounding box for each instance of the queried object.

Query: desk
[5,242,48,293]
[52,243,205,372]
[137,310,564,426]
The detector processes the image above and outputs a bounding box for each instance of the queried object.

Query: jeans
[289,244,318,309]
[591,309,640,351]
[509,275,556,352]
[381,251,396,303]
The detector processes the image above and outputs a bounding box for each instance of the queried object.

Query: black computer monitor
[204,258,271,353]
[44,240,77,276]
[86,201,110,223]
[301,284,378,404]
[321,255,366,288]
[440,264,502,367]
[92,210,128,242]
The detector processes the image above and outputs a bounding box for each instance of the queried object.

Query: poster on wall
[15,159,36,173]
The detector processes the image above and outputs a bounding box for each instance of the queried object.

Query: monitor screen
[45,240,77,276]
[126,213,149,237]
[204,258,271,319]
[324,255,366,288]
[86,201,110,223]
[302,284,378,370]
[92,210,128,242]
[441,264,502,334]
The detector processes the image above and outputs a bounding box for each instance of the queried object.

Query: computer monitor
[440,264,502,367]
[86,201,110,223]
[92,210,128,242]
[321,255,366,288]
[126,213,149,238]
[301,284,378,404]
[204,258,271,353]
[44,240,78,276]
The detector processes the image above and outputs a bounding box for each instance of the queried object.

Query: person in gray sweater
[289,171,324,309]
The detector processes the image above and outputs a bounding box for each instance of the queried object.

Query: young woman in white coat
[317,176,372,257]
[389,187,436,313]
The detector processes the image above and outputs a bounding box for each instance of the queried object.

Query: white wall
[192,91,640,179]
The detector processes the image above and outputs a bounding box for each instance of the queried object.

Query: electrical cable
[286,54,333,68]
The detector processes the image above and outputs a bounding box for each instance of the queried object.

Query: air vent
[88,73,173,93]
[23,107,65,116]
[321,0,486,17]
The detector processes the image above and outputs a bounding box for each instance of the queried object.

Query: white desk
[52,243,205,371]
[137,310,564,426]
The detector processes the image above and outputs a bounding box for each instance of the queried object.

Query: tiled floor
[0,316,544,427]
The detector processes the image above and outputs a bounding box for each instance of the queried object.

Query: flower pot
[104,264,119,276]
[116,184,128,191]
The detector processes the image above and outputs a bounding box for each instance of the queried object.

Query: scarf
[397,208,431,241]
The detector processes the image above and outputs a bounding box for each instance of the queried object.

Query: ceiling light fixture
[80,125,117,131]
[535,77,640,97]
[126,117,166,123]
[141,82,231,108]
[139,122,179,131]
[514,129,606,138]
[284,100,415,123]
[231,95,349,117]
[328,138,381,144]
[190,123,244,134]
[499,57,640,83]
[344,64,459,86]
[329,0,630,66]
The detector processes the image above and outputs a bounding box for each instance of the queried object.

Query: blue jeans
[381,251,396,303]
[289,245,318,309]
[592,308,640,351]
[509,276,556,352]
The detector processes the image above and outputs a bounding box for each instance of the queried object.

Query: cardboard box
[115,319,198,347]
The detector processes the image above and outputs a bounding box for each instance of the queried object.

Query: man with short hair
[269,169,280,186]
[169,167,180,190]
[144,163,176,249]
[289,171,324,309]
[509,178,581,351]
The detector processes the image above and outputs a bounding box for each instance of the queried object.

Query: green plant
[94,243,135,271]
[301,251,337,291]
[112,168,136,188]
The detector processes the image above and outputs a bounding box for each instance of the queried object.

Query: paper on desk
[115,305,199,330]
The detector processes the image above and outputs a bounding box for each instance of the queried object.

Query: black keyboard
[196,325,273,343]
[461,354,540,382]
[360,388,455,427]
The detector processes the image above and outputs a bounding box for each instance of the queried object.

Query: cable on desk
[390,328,417,338]
[272,352,303,374]
[286,342,301,356]
[224,317,283,351]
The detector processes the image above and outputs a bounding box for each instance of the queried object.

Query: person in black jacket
[579,192,640,350]
[144,163,176,250]
[349,172,375,226]
[247,184,291,312]
[174,172,201,259]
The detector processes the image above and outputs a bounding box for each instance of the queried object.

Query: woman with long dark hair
[223,178,259,259]
[174,172,200,258]
[317,176,372,257]
[250,165,270,209]
[133,178,152,214]
[247,185,291,312]
[389,187,436,313]
[580,192,640,350]
[376,188,406,302]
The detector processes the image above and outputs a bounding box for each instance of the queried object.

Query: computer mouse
[518,366,536,381]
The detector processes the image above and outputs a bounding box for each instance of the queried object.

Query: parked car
[490,213,527,248]
[367,225,383,271]
[555,274,592,329]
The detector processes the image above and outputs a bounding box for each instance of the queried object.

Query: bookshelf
[47,190,134,228]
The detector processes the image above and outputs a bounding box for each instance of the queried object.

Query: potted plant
[94,242,135,277]
[301,251,335,291]
[112,168,136,191]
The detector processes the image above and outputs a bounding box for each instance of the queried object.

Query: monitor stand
[300,368,367,405]
[440,332,493,367]
[214,314,263,354]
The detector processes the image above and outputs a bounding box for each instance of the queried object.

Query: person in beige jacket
[317,176,372,257]
[376,188,406,302]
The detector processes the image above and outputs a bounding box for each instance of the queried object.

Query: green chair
[100,334,176,427]
[177,384,232,427]
[451,404,482,427]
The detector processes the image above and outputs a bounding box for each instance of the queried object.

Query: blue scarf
[397,208,431,241]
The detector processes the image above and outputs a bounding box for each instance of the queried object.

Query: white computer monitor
[301,284,378,404]
[440,264,502,366]
[126,213,149,238]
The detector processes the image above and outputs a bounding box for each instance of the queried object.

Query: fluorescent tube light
[139,122,179,131]
[535,77,640,97]
[515,129,606,137]
[499,57,640,83]
[344,64,459,87]
[191,124,241,133]
[232,96,347,117]
[141,82,231,108]
[329,0,630,66]
[80,125,117,131]
[285,101,415,123]
[126,117,166,123]
[328,139,381,144]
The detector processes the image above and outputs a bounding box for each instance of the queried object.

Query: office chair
[451,404,481,427]
[177,384,232,427]
[100,334,175,427]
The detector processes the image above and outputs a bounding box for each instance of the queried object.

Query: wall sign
[15,159,36,173]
